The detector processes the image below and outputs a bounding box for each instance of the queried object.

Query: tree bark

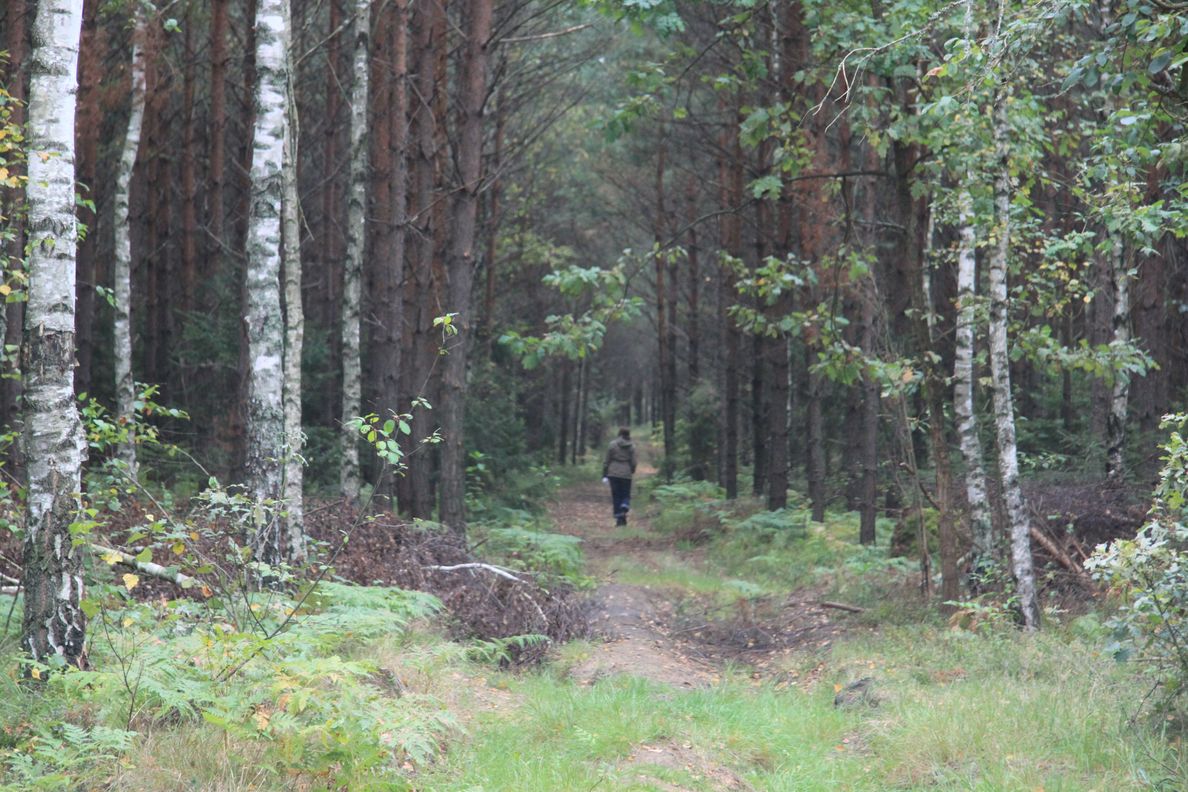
[954,188,994,569]
[281,60,305,563]
[653,129,674,479]
[21,0,88,667]
[243,0,292,566]
[717,93,742,499]
[113,10,146,482]
[208,0,229,274]
[439,0,493,533]
[1105,234,1131,483]
[988,86,1040,630]
[340,0,372,502]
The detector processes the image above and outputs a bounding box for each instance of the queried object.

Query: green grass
[418,624,1173,791]
[2,473,1184,790]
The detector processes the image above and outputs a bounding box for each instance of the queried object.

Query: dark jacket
[603,437,637,479]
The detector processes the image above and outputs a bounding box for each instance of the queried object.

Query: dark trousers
[608,476,632,522]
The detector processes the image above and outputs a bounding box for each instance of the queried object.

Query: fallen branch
[425,563,549,631]
[425,562,527,583]
[91,543,198,589]
[1028,526,1095,588]
[819,600,865,614]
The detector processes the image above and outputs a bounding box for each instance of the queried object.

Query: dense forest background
[3,0,1188,787]
[2,0,1188,644]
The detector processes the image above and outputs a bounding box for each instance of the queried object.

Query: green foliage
[499,251,644,369]
[0,581,448,789]
[472,513,586,584]
[1088,414,1188,712]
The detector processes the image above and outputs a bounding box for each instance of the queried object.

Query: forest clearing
[1,0,1188,789]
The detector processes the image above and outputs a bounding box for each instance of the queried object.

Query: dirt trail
[546,466,719,688]
[546,461,847,691]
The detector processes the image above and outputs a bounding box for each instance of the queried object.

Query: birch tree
[954,187,994,572]
[340,0,371,503]
[281,76,305,562]
[21,0,88,666]
[987,80,1040,630]
[112,7,146,483]
[1105,234,1130,483]
[244,0,301,565]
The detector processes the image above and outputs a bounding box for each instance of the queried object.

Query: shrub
[1087,414,1188,711]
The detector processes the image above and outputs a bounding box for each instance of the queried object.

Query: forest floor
[545,462,844,690]
[416,457,1174,791]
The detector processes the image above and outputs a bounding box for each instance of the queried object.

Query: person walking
[602,427,637,526]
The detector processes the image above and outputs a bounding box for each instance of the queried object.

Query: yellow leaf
[200,585,213,598]
[122,573,139,591]
[834,683,843,693]
[0,168,7,182]
[0,284,13,297]
[102,551,123,565]
[253,709,271,730]
[171,542,186,556]
[30,667,40,680]
[189,532,200,541]
[122,617,134,628]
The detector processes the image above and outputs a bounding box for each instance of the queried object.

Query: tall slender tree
[987,74,1039,629]
[112,7,146,482]
[438,0,494,532]
[21,0,87,667]
[339,0,372,503]
[243,0,299,565]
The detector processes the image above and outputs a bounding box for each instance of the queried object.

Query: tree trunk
[281,67,305,563]
[685,179,701,384]
[805,350,826,522]
[1105,235,1131,483]
[439,0,493,533]
[208,0,229,274]
[988,86,1040,630]
[181,8,198,313]
[717,93,742,499]
[859,289,878,545]
[1,0,29,440]
[72,0,99,398]
[113,10,145,482]
[557,360,571,465]
[243,0,292,566]
[21,0,88,667]
[340,0,371,502]
[954,188,994,570]
[653,130,674,479]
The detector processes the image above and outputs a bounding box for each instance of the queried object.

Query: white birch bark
[113,12,145,483]
[244,0,290,566]
[21,0,88,665]
[339,0,371,503]
[954,187,994,569]
[1105,234,1130,483]
[281,85,305,562]
[988,88,1040,630]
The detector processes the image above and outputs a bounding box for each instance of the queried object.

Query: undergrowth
[0,581,459,790]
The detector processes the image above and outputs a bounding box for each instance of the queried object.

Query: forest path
[545,462,720,688]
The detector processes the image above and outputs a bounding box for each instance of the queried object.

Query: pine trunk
[439,0,493,533]
[21,0,88,667]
